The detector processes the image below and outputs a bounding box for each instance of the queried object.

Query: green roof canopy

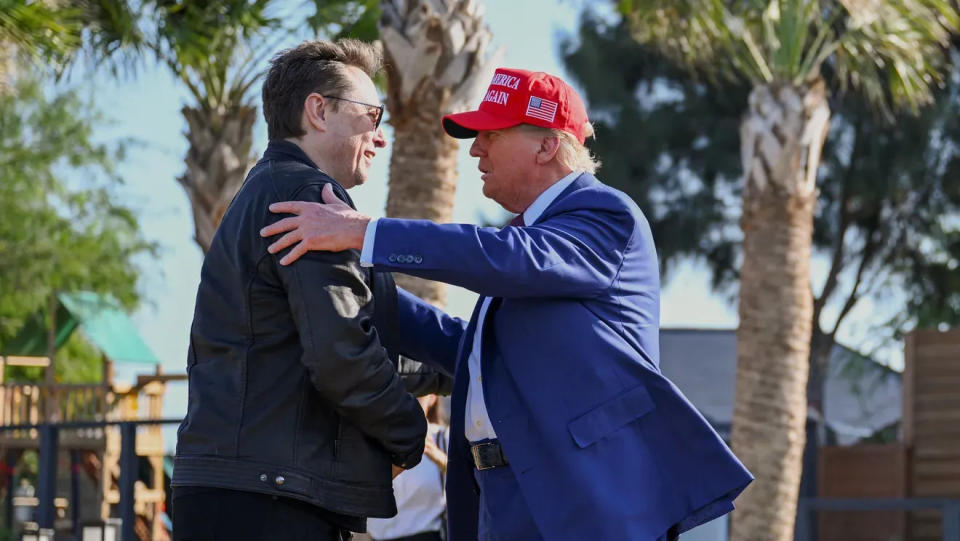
[1,292,159,365]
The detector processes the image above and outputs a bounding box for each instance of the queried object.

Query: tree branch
[815,178,851,314]
[814,116,862,325]
[831,217,882,335]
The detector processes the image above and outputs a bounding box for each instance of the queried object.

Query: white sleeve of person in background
[367,424,447,541]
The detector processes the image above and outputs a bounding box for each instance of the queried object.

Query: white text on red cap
[483,89,509,106]
[490,73,521,90]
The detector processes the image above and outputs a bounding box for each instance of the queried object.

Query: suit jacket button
[414,255,423,264]
[275,475,285,486]
[259,474,267,482]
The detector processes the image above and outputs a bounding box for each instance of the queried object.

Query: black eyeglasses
[322,95,384,130]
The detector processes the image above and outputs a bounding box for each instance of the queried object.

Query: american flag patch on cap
[526,96,558,123]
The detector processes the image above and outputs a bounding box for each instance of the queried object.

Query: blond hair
[514,123,601,174]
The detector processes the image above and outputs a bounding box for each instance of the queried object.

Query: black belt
[470,440,509,470]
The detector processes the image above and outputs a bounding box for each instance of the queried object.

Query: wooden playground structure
[0,293,185,540]
[1,355,184,540]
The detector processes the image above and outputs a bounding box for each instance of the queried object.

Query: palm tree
[379,0,502,306]
[145,0,282,253]
[618,1,957,539]
[168,36,263,251]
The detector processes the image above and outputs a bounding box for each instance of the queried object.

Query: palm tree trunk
[730,81,829,541]
[380,0,501,308]
[178,103,258,253]
[383,83,460,307]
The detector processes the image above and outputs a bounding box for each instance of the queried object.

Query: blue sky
[66,0,903,433]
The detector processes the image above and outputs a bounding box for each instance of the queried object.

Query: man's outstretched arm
[260,183,637,300]
[394,287,466,377]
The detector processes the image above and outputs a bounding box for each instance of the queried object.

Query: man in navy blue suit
[261,67,753,541]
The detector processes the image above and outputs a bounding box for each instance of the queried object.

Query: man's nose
[469,138,484,157]
[373,127,387,148]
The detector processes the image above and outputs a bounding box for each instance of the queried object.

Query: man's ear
[303,93,327,133]
[535,135,561,165]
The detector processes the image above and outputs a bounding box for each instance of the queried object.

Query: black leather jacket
[173,141,426,519]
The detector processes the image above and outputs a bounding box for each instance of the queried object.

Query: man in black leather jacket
[172,39,428,541]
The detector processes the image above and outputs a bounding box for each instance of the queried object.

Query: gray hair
[514,123,601,174]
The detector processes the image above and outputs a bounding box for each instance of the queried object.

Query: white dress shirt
[361,171,582,443]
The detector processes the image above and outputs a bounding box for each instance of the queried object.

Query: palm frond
[0,1,82,64]
[620,1,755,83]
[832,0,957,117]
[153,0,279,72]
[305,0,379,41]
[76,0,145,66]
[179,32,269,113]
[621,0,960,117]
[0,0,147,78]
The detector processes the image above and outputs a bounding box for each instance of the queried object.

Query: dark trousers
[473,465,543,541]
[172,487,353,541]
[470,466,681,541]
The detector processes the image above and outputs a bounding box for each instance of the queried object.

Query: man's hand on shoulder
[261,183,370,265]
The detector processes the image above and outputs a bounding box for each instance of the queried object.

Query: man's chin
[482,187,503,206]
[342,172,366,189]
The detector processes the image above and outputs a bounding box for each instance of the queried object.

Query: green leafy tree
[0,77,154,366]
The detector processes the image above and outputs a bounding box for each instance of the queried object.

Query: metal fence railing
[0,419,182,541]
[796,497,960,541]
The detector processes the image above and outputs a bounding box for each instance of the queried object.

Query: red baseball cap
[442,68,590,144]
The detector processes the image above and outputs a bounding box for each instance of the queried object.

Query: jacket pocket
[567,383,655,449]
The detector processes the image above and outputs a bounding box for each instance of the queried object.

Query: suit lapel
[480,297,503,374]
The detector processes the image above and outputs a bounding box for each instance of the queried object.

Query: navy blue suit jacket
[374,173,752,540]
